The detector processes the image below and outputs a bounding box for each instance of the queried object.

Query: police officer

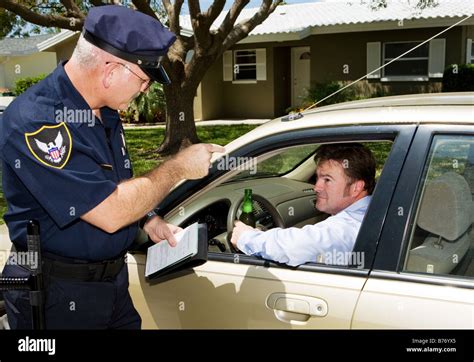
[0,5,224,329]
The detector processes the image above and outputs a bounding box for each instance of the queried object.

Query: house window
[383,41,429,77]
[470,39,474,63]
[233,50,257,81]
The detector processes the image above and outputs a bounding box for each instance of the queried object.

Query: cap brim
[141,65,171,85]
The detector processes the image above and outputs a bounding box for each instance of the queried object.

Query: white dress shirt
[237,196,372,266]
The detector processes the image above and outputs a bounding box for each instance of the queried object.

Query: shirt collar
[343,195,372,214]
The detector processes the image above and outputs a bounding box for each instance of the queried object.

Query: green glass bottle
[239,189,256,227]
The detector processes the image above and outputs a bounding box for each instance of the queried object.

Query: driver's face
[313,160,354,215]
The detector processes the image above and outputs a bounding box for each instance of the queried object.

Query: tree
[0,0,284,154]
[0,0,438,154]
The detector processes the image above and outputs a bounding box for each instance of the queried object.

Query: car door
[353,125,474,329]
[127,125,416,329]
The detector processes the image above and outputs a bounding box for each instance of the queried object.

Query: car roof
[217,92,474,158]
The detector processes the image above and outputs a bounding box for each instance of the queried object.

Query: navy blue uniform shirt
[0,61,138,261]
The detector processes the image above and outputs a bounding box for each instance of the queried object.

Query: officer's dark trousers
[2,262,142,329]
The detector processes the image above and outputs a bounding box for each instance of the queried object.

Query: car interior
[166,140,393,259]
[405,142,474,279]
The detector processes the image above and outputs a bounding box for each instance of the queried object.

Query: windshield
[228,144,318,181]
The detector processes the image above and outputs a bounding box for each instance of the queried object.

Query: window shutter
[467,39,472,64]
[428,38,446,78]
[256,48,267,81]
[223,50,233,81]
[367,42,381,79]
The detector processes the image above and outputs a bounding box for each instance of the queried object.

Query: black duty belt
[41,254,126,282]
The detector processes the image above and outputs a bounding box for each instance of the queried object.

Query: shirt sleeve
[1,123,117,228]
[236,214,361,266]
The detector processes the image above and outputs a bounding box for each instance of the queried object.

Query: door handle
[266,293,328,323]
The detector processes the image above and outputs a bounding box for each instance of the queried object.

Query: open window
[172,136,394,271]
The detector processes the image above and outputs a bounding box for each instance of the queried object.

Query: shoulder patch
[25,122,72,169]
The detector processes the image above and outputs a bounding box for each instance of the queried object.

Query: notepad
[145,222,208,281]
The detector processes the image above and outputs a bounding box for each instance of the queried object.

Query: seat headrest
[417,172,472,241]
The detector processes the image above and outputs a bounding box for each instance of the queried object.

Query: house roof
[180,0,474,42]
[0,29,77,56]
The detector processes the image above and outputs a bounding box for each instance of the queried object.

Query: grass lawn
[125,125,258,176]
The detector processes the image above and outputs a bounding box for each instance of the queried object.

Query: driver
[231,143,376,267]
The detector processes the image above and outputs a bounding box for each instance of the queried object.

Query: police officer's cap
[83,5,176,84]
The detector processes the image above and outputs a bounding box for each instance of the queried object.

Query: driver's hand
[231,221,256,248]
[144,216,183,247]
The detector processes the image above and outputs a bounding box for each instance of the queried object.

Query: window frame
[403,135,474,275]
[373,125,474,288]
[381,40,430,82]
[470,39,474,63]
[159,124,417,275]
[233,49,257,82]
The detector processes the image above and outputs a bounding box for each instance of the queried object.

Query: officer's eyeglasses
[106,61,151,92]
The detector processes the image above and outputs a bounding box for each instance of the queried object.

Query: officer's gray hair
[71,35,103,69]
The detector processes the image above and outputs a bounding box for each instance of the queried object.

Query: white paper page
[145,222,199,277]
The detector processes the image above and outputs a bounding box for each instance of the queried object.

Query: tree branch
[0,0,84,30]
[59,0,81,15]
[132,0,157,19]
[201,0,226,32]
[162,0,183,35]
[188,0,209,47]
[222,0,281,50]
[215,0,248,42]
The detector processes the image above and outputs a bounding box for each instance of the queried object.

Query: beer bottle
[239,189,256,227]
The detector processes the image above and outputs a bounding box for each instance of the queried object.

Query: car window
[229,144,317,181]
[228,141,391,182]
[403,135,474,279]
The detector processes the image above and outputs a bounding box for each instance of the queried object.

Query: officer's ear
[103,62,117,89]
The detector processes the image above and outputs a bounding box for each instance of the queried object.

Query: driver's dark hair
[313,143,376,195]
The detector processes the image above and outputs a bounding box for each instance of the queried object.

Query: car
[1,92,473,329]
[124,92,474,329]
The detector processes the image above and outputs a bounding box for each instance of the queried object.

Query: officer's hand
[230,221,256,248]
[173,143,225,180]
[143,216,183,247]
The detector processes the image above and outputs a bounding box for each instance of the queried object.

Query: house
[184,0,474,120]
[0,30,79,93]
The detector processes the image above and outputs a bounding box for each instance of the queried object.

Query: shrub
[121,82,166,123]
[442,64,474,92]
[307,81,356,106]
[14,74,47,95]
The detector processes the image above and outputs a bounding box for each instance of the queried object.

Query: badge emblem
[25,122,72,169]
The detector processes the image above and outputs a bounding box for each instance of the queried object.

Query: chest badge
[25,122,72,169]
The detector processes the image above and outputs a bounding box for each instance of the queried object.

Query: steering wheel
[226,193,285,253]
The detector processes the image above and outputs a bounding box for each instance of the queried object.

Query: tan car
[124,92,474,329]
[1,92,473,329]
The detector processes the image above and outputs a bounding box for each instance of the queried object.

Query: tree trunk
[157,83,200,156]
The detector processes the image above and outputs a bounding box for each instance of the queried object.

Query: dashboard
[169,177,323,251]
